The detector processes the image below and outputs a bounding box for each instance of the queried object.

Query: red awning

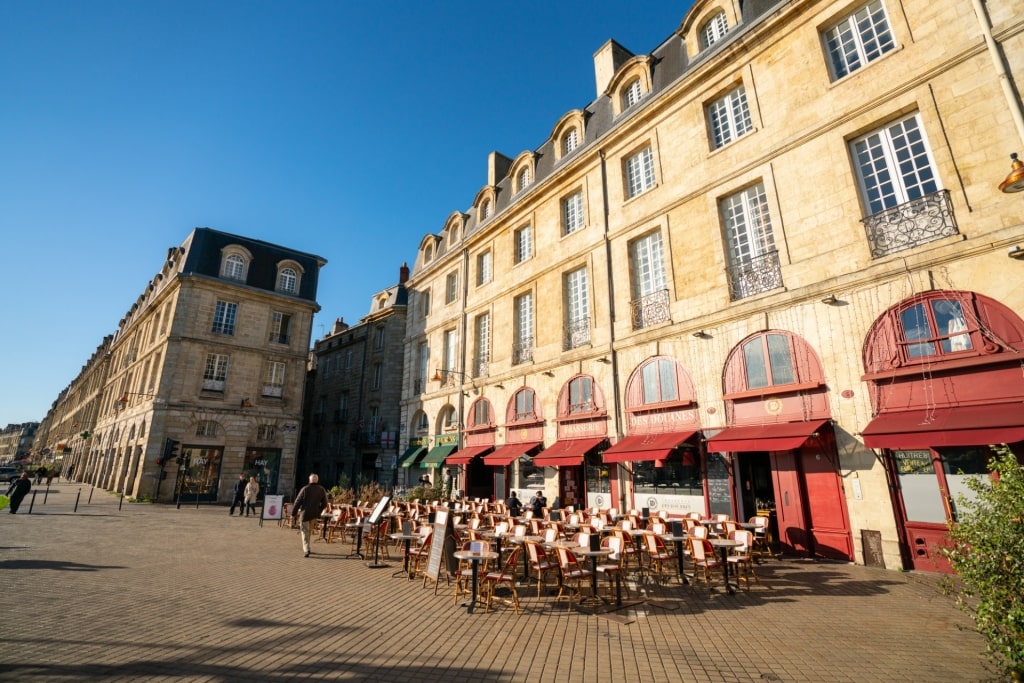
[706,419,829,453]
[532,437,606,467]
[602,430,700,463]
[482,442,542,466]
[445,445,493,466]
[862,404,1024,449]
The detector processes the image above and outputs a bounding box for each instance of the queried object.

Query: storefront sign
[263,495,284,520]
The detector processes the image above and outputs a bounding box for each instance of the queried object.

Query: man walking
[7,472,32,514]
[229,474,246,516]
[292,474,328,557]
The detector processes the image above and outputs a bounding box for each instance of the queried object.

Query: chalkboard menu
[425,511,456,586]
[706,453,732,516]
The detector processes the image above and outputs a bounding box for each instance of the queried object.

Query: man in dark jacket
[292,474,329,557]
[229,474,246,516]
[7,472,31,514]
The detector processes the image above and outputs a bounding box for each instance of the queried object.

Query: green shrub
[941,445,1024,679]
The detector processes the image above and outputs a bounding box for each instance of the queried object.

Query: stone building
[400,0,1024,572]
[40,227,325,503]
[0,422,39,463]
[299,264,409,490]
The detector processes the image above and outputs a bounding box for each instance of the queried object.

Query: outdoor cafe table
[661,533,690,585]
[345,521,366,559]
[507,534,543,582]
[388,532,419,579]
[453,549,499,614]
[568,546,612,606]
[708,538,743,594]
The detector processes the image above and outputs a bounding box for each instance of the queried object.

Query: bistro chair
[641,531,675,585]
[483,546,522,614]
[453,540,492,606]
[728,529,758,589]
[325,507,349,543]
[407,529,433,581]
[524,540,558,598]
[749,516,772,559]
[596,535,629,602]
[687,537,722,587]
[555,545,593,609]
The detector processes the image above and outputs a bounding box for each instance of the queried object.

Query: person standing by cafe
[292,474,329,558]
[243,476,260,517]
[7,472,32,514]
[229,474,246,516]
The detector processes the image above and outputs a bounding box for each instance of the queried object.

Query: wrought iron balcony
[630,288,671,330]
[513,338,534,365]
[727,249,783,301]
[861,190,958,258]
[563,318,591,351]
[473,354,490,379]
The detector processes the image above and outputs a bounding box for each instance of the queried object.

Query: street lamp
[999,153,1024,193]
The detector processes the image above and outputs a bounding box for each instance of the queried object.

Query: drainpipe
[973,0,1024,146]
[599,149,627,513]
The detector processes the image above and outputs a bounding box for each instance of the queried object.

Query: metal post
[118,492,124,511]
[74,488,82,513]
[28,490,38,514]
[88,486,95,504]
[44,484,51,504]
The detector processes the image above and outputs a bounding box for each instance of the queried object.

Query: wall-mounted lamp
[240,398,253,409]
[999,153,1024,193]
[1009,245,1024,260]
[494,383,505,390]
[821,294,839,305]
[116,392,155,406]
[692,330,710,339]
[541,370,555,377]
[596,356,611,364]
[431,368,473,384]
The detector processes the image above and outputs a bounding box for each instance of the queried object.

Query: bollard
[44,484,51,504]
[118,492,124,511]
[195,491,201,509]
[74,488,82,513]
[88,487,95,504]
[176,493,182,510]
[28,490,38,514]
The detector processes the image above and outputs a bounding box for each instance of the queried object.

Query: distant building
[299,264,409,490]
[400,0,1024,572]
[38,227,325,502]
[0,422,39,462]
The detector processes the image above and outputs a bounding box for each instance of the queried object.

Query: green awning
[419,444,457,467]
[399,445,426,468]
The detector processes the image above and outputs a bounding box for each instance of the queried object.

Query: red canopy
[862,404,1024,449]
[706,420,829,453]
[602,430,699,463]
[482,442,542,466]
[532,437,605,467]
[445,445,493,466]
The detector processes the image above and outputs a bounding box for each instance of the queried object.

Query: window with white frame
[700,11,728,50]
[442,406,458,430]
[371,362,382,390]
[416,341,429,392]
[270,311,291,344]
[223,254,245,280]
[203,353,229,392]
[517,166,532,193]
[474,312,490,377]
[851,112,938,216]
[624,146,655,198]
[416,411,429,432]
[277,267,297,294]
[212,301,237,335]
[445,271,458,304]
[640,358,680,404]
[708,85,753,149]
[623,78,644,110]
[514,225,533,264]
[195,420,219,437]
[374,326,385,349]
[564,266,590,349]
[369,405,381,433]
[443,329,457,375]
[562,128,579,156]
[721,182,781,299]
[823,1,895,80]
[630,230,667,300]
[262,360,286,397]
[419,289,431,317]
[257,424,276,441]
[562,191,584,236]
[513,291,533,365]
[476,250,492,286]
[480,198,492,221]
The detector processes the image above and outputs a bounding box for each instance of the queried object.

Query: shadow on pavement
[0,559,126,571]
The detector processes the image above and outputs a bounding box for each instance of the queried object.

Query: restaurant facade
[398,0,1024,572]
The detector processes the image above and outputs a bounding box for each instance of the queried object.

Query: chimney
[399,262,409,284]
[593,39,634,98]
[332,318,349,335]
[487,151,513,186]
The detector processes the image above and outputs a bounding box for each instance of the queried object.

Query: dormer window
[481,199,492,221]
[275,260,303,295]
[220,246,252,281]
[623,78,644,109]
[700,11,728,50]
[563,128,579,156]
[517,166,532,193]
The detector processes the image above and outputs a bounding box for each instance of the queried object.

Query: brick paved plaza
[0,483,997,682]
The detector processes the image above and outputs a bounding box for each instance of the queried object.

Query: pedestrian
[66,464,75,480]
[46,469,55,486]
[531,491,547,518]
[7,472,31,514]
[244,476,260,517]
[34,467,45,486]
[291,474,328,557]
[229,474,246,516]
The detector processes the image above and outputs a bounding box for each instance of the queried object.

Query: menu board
[706,453,732,515]
[425,512,456,584]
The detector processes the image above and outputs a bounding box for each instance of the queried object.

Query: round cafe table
[389,533,420,579]
[708,538,743,594]
[453,550,498,614]
[661,533,690,585]
[571,546,612,606]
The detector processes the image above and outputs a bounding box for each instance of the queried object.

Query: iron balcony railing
[861,190,958,259]
[473,354,490,379]
[513,338,534,365]
[630,288,671,330]
[727,249,783,301]
[563,318,591,350]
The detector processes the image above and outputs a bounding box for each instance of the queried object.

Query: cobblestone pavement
[0,483,998,682]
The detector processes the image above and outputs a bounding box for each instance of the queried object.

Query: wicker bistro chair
[407,529,433,581]
[641,532,676,585]
[454,540,493,606]
[524,540,559,598]
[727,529,758,589]
[749,516,772,559]
[554,545,593,608]
[482,546,522,614]
[325,507,349,543]
[687,537,722,587]
[596,535,629,603]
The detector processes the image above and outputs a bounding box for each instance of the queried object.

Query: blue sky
[0,1,692,425]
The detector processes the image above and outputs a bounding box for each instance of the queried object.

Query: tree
[941,445,1024,679]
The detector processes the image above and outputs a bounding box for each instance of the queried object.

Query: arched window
[639,357,680,404]
[517,166,532,193]
[509,388,538,423]
[277,267,297,294]
[741,333,795,389]
[700,11,728,49]
[223,254,245,280]
[481,198,492,221]
[623,78,644,109]
[562,128,579,155]
[568,376,595,414]
[469,398,493,428]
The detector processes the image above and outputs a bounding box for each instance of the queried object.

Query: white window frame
[262,360,286,397]
[212,301,238,336]
[564,266,590,347]
[630,231,667,299]
[700,11,728,50]
[517,166,532,193]
[270,311,291,345]
[562,191,584,236]
[277,267,297,294]
[477,250,492,286]
[371,362,382,390]
[623,79,644,109]
[203,353,229,392]
[708,85,753,149]
[474,312,490,377]
[445,271,458,304]
[562,128,579,156]
[823,0,895,80]
[514,292,534,361]
[851,112,939,215]
[514,225,533,264]
[625,147,655,198]
[223,254,245,280]
[722,182,777,269]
